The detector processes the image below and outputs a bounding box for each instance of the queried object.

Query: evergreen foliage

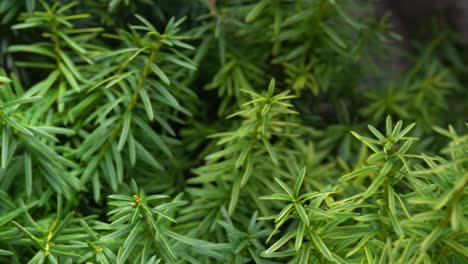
[0,0,466,263]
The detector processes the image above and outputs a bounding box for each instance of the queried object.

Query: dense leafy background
[0,0,467,263]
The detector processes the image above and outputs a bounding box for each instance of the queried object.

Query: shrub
[0,1,466,263]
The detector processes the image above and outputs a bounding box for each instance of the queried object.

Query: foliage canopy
[0,0,466,263]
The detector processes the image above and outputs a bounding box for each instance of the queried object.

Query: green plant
[0,0,466,263]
